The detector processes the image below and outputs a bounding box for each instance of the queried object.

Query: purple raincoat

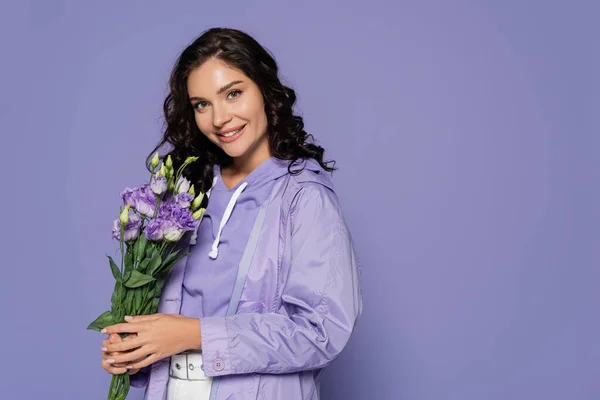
[132,158,362,399]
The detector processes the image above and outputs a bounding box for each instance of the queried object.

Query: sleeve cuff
[200,316,232,377]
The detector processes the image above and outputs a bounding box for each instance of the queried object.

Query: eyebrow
[217,80,243,95]
[189,80,244,102]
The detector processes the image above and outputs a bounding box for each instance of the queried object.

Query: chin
[220,143,252,159]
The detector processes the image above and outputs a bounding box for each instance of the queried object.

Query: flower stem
[119,224,126,321]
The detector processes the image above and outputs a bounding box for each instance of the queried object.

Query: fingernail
[106,359,115,364]
[101,347,108,352]
[126,366,132,369]
[101,329,107,333]
[124,316,133,321]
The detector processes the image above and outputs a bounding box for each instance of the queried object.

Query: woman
[100,27,362,400]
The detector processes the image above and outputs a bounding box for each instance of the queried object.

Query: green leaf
[123,289,136,318]
[86,310,115,332]
[111,281,123,316]
[123,270,132,284]
[149,248,163,276]
[162,248,181,266]
[137,258,151,273]
[163,249,181,263]
[145,244,154,259]
[123,270,156,288]
[154,278,166,297]
[133,234,148,264]
[134,287,142,314]
[157,252,189,276]
[141,299,152,315]
[151,297,160,314]
[106,255,122,283]
[124,248,134,273]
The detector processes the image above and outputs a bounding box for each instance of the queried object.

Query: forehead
[187,58,247,96]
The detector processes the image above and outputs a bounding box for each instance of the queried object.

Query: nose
[212,104,232,129]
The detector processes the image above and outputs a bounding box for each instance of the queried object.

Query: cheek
[237,93,265,121]
[240,101,267,129]
[195,113,213,136]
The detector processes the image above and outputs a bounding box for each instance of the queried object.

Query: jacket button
[175,363,181,370]
[213,358,225,371]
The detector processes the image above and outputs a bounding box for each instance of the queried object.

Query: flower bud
[166,155,173,168]
[119,204,131,225]
[188,184,196,196]
[184,156,199,164]
[191,192,205,211]
[192,208,206,220]
[159,163,167,177]
[151,152,160,170]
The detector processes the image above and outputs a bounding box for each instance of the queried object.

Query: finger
[102,349,124,361]
[125,315,160,323]
[102,322,143,335]
[128,368,141,375]
[109,333,123,344]
[102,359,127,375]
[102,339,122,354]
[123,333,138,341]
[105,336,144,353]
[109,346,151,365]
[114,354,146,368]
[108,333,137,346]
[127,354,157,370]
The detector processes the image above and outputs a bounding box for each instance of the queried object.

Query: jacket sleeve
[199,182,362,376]
[129,366,150,388]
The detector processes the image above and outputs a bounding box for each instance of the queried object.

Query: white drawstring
[190,177,218,245]
[208,181,248,259]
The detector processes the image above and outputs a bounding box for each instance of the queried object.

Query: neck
[227,137,271,177]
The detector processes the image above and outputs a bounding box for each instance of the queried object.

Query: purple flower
[143,199,199,242]
[157,201,176,219]
[175,192,194,209]
[121,184,156,218]
[150,174,167,196]
[112,213,142,241]
[144,219,164,241]
[172,207,198,231]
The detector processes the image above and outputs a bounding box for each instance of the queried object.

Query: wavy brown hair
[146,27,335,193]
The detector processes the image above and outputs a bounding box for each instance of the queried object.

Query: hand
[101,333,141,375]
[102,314,201,370]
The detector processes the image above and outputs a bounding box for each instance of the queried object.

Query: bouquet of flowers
[87,153,206,400]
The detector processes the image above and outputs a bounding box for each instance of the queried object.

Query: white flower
[163,224,184,242]
[176,176,191,194]
[150,174,168,196]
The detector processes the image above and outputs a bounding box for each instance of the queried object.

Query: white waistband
[170,352,211,381]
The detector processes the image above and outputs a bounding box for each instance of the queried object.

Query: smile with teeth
[219,125,245,137]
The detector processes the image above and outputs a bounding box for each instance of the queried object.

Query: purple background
[1,1,598,399]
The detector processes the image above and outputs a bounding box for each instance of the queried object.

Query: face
[187,58,270,169]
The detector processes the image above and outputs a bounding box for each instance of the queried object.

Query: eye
[227,89,242,100]
[194,101,209,111]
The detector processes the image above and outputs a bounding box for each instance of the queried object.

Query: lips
[216,124,246,143]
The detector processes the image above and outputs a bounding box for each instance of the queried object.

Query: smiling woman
[99,27,362,400]
[187,59,270,176]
